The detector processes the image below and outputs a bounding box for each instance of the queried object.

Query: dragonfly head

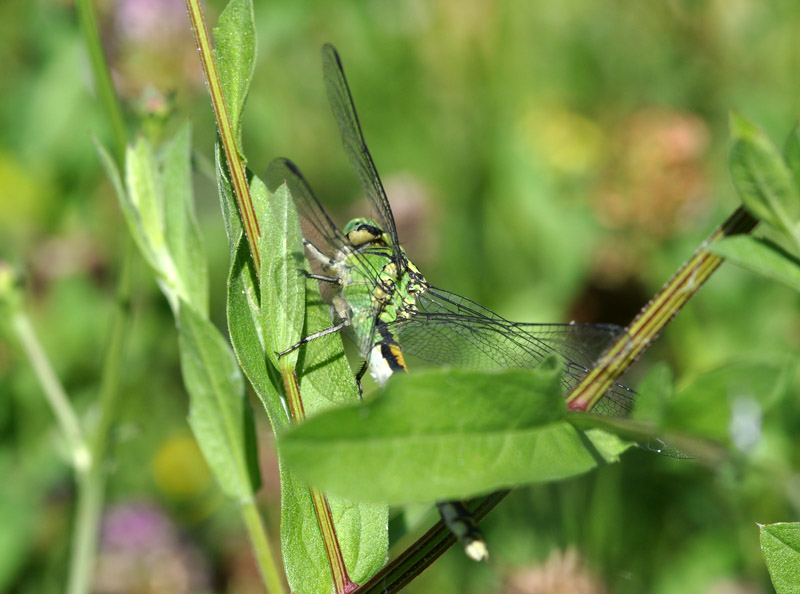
[343,217,390,247]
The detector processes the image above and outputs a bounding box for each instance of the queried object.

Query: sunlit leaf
[213,0,256,151]
[279,364,622,503]
[760,522,800,594]
[257,180,306,368]
[729,112,800,234]
[178,303,260,500]
[161,123,208,314]
[710,235,800,293]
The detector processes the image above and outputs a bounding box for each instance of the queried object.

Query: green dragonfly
[269,43,641,561]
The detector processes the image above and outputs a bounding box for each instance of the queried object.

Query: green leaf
[710,235,800,293]
[280,463,387,592]
[215,141,244,261]
[212,0,256,151]
[178,303,260,501]
[126,137,167,256]
[279,364,615,503]
[760,522,800,594]
[729,112,800,235]
[97,140,161,276]
[161,123,209,315]
[278,249,388,590]
[226,234,287,431]
[257,180,306,368]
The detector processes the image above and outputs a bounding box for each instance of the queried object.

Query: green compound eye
[343,217,385,246]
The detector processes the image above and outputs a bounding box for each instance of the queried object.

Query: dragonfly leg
[303,271,340,284]
[278,320,349,357]
[303,238,336,268]
[436,500,488,562]
[355,361,368,399]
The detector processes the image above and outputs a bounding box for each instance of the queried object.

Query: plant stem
[567,206,759,412]
[64,245,134,594]
[75,0,127,162]
[241,498,287,594]
[70,0,135,591]
[185,0,261,268]
[68,466,104,594]
[11,314,89,469]
[282,365,356,594]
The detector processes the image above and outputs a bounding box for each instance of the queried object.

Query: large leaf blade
[279,364,621,503]
[178,303,260,501]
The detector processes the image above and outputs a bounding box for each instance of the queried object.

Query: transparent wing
[265,157,385,301]
[322,43,405,273]
[387,286,636,417]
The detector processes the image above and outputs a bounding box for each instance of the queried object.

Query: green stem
[185,0,261,268]
[11,314,89,469]
[75,0,127,162]
[70,1,133,591]
[65,245,134,594]
[241,498,286,594]
[67,467,104,594]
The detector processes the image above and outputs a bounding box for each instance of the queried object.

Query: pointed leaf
[97,140,161,275]
[279,364,616,503]
[161,123,209,314]
[710,235,800,293]
[126,137,167,254]
[257,180,306,368]
[178,303,260,500]
[212,0,256,151]
[227,234,287,431]
[729,112,800,234]
[216,141,244,260]
[760,522,800,594]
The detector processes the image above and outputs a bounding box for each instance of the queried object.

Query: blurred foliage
[2,0,800,592]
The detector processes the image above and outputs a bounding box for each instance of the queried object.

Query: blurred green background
[2,0,800,592]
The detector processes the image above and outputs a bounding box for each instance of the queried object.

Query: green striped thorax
[324,217,428,383]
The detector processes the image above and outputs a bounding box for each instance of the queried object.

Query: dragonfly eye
[344,218,386,247]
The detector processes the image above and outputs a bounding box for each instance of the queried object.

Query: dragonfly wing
[266,157,346,255]
[389,286,636,417]
[322,44,405,272]
[265,157,385,302]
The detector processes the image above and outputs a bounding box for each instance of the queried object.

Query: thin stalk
[567,206,758,412]
[241,498,287,594]
[75,0,127,162]
[11,314,89,471]
[67,467,104,594]
[71,0,135,590]
[64,244,133,594]
[185,0,261,268]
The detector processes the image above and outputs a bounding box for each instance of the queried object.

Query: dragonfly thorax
[343,217,391,247]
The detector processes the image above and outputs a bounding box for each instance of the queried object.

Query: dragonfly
[269,43,641,561]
